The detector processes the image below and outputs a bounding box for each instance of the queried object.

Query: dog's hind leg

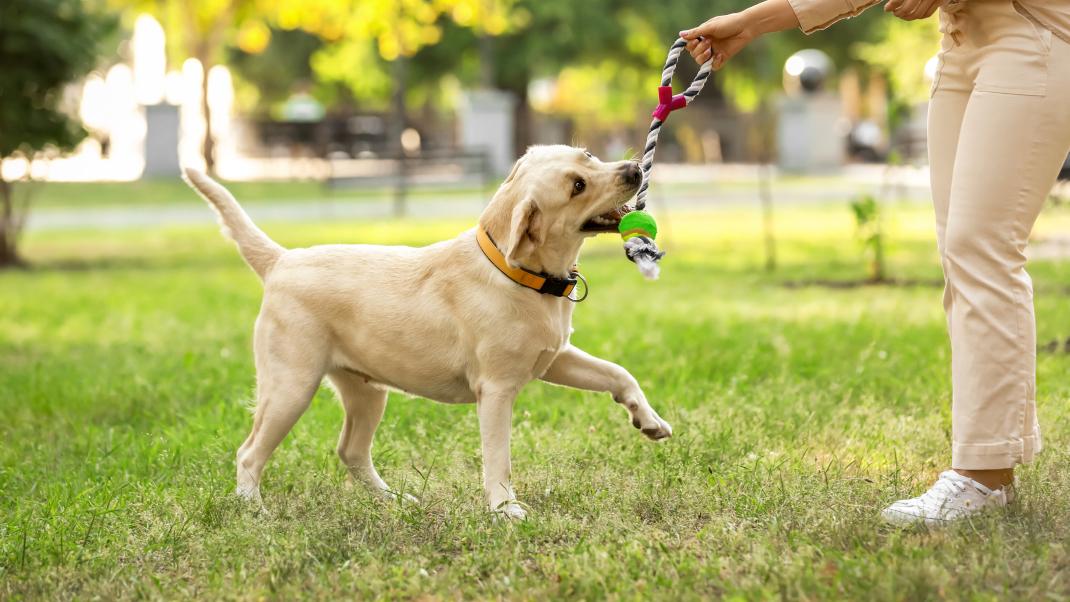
[326,370,406,500]
[235,322,327,507]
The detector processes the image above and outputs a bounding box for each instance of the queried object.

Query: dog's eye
[572,179,586,196]
[584,151,593,159]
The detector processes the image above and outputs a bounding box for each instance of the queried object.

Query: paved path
[26,181,931,232]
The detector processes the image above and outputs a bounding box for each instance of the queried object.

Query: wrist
[742,0,797,36]
[737,7,769,39]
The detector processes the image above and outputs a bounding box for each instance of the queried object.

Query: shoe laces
[916,471,972,511]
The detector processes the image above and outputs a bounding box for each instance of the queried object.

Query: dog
[183,145,672,519]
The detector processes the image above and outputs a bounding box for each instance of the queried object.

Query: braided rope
[635,38,713,211]
[624,38,712,280]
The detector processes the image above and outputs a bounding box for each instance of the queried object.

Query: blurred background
[8,0,1070,266]
[1,0,1068,266]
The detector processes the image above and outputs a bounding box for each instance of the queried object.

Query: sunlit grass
[26,178,498,209]
[2,200,1070,599]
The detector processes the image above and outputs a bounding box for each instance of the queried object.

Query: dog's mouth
[581,204,632,233]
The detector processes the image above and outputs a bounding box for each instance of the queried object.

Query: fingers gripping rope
[623,38,713,280]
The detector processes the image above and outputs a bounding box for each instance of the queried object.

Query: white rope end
[634,257,660,280]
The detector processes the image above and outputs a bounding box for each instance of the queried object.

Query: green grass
[25,173,902,210]
[27,179,499,209]
[3,199,1070,600]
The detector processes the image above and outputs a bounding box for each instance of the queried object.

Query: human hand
[884,0,941,20]
[679,13,754,70]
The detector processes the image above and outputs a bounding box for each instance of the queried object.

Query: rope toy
[622,38,713,280]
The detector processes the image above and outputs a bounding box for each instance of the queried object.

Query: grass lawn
[25,172,909,210]
[2,196,1070,599]
[27,179,498,209]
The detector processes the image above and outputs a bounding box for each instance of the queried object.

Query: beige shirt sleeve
[786,0,882,34]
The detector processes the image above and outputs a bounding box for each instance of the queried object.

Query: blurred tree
[110,0,268,173]
[113,0,910,163]
[0,0,116,268]
[479,0,666,153]
[228,27,325,115]
[395,0,886,153]
[310,0,521,151]
[854,16,940,133]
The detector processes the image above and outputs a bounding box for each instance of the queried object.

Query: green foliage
[311,36,394,108]
[854,16,941,106]
[401,0,889,124]
[102,1,929,128]
[109,0,912,128]
[0,0,115,266]
[850,194,886,282]
[110,0,227,62]
[228,27,326,114]
[0,0,116,158]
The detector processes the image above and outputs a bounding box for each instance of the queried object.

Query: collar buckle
[537,275,576,297]
[567,272,589,303]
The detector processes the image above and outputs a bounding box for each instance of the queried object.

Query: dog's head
[480,145,642,275]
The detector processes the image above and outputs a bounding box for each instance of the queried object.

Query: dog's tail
[182,168,284,281]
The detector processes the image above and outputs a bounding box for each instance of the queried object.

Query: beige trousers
[929,1,1070,470]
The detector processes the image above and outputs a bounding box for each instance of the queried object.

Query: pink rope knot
[652,86,686,121]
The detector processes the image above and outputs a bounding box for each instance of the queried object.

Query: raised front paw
[635,415,672,440]
[617,395,673,441]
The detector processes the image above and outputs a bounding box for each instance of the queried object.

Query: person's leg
[930,88,1014,492]
[884,10,1070,526]
[944,34,1070,479]
[925,27,1009,487]
[928,81,970,335]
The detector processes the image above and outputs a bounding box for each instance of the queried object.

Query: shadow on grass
[6,255,234,273]
[1040,338,1070,354]
[781,278,945,289]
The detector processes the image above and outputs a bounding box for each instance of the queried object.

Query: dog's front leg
[476,382,526,520]
[540,345,672,440]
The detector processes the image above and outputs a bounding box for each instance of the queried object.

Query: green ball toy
[618,210,658,241]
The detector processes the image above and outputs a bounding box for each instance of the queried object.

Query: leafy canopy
[0,0,116,158]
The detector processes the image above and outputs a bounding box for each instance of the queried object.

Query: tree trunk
[0,166,25,269]
[200,57,216,175]
[756,102,777,273]
[389,57,409,217]
[512,82,531,158]
[478,35,494,89]
[758,162,776,273]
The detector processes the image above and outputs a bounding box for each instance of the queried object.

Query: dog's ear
[502,154,527,185]
[505,197,543,267]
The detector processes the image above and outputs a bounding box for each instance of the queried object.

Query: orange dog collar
[476,226,582,299]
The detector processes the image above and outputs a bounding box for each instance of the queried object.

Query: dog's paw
[347,475,420,504]
[235,486,270,515]
[635,416,673,441]
[371,485,420,505]
[394,491,421,504]
[491,501,528,521]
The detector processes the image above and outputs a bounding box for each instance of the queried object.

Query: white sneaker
[881,470,1014,527]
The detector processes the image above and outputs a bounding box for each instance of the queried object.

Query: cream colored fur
[183,145,671,520]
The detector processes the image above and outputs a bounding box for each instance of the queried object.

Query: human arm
[680,0,938,68]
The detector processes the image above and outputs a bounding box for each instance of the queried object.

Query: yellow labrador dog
[183,145,671,519]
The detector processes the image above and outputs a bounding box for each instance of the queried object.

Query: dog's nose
[621,162,642,187]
